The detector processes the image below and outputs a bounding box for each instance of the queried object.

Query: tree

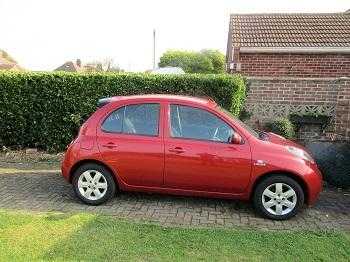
[200,49,226,74]
[158,49,225,74]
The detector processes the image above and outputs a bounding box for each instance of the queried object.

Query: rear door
[96,102,164,187]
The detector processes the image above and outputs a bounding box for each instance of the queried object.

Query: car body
[62,95,322,220]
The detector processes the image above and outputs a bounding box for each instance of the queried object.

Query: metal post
[153,29,156,70]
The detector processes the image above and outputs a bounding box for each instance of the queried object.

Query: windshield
[217,106,260,138]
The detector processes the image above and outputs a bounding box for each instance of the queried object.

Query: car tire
[253,175,304,220]
[72,163,116,205]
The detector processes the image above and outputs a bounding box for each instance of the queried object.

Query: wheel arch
[250,171,308,203]
[69,159,119,189]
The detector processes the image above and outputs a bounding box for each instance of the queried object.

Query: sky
[0,0,349,71]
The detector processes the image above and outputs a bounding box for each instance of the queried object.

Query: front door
[97,102,164,187]
[164,104,251,193]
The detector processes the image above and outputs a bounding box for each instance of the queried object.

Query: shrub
[0,72,246,151]
[265,118,296,139]
[306,142,350,189]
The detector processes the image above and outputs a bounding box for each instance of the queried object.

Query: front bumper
[305,162,323,206]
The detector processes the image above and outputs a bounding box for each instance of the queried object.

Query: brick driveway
[0,171,349,231]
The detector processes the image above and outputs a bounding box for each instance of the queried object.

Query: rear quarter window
[101,107,124,133]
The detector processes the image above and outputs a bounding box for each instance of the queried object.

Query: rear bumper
[61,158,70,182]
[60,141,78,182]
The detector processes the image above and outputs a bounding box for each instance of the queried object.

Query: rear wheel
[72,163,116,205]
[253,175,304,220]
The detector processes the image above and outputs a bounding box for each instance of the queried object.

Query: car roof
[106,94,217,107]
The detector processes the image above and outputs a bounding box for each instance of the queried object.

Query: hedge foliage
[265,118,296,139]
[0,72,246,151]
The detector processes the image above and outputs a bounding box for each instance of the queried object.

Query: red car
[61,95,322,220]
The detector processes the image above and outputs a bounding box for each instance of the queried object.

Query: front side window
[170,105,234,143]
[102,103,160,136]
[217,106,259,138]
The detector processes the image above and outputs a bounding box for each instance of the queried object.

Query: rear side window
[102,103,160,136]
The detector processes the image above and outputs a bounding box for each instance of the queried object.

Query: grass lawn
[0,210,349,261]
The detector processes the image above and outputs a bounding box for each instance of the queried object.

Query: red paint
[61,95,322,205]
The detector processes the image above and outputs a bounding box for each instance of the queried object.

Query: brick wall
[246,77,340,106]
[334,80,350,139]
[231,53,350,78]
[244,77,350,141]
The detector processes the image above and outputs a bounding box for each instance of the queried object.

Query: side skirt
[120,183,249,201]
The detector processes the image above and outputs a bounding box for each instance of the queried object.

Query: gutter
[239,47,350,54]
[246,76,350,81]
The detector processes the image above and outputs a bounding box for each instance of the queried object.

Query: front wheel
[72,163,116,205]
[253,175,304,220]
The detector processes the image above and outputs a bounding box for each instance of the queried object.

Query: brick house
[54,59,82,72]
[226,12,350,140]
[54,59,106,72]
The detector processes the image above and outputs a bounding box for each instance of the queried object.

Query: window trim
[168,104,236,144]
[101,103,161,137]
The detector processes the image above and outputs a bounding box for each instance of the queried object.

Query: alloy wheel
[77,170,108,201]
[261,182,297,216]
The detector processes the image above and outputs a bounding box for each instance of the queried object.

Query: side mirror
[231,132,243,144]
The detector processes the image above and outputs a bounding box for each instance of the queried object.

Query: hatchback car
[61,95,322,220]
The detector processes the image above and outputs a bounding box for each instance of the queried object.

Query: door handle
[102,142,118,149]
[168,147,185,153]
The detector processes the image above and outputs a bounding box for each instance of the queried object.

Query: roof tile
[229,13,350,48]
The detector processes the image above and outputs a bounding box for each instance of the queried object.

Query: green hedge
[0,72,246,151]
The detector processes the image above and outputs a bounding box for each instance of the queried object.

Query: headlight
[286,146,314,163]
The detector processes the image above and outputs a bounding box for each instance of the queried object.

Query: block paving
[0,172,349,231]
